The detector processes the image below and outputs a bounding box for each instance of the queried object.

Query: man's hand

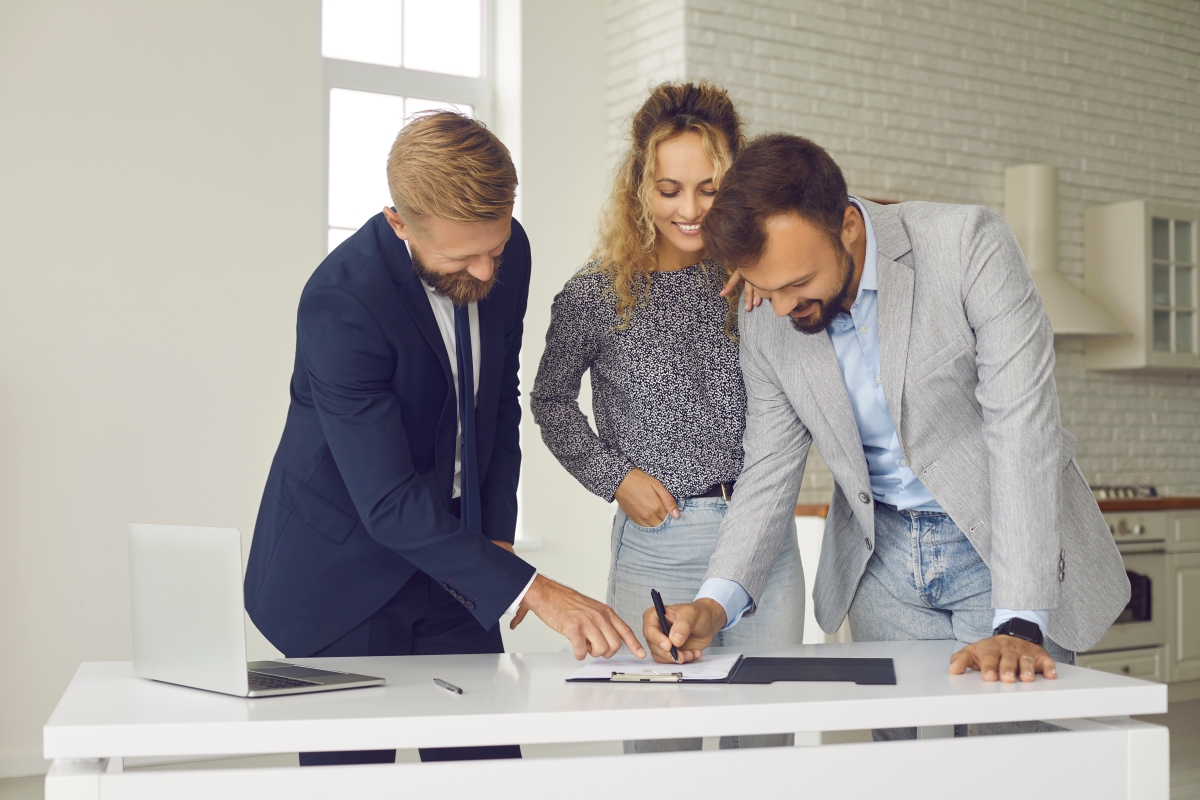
[949,635,1058,683]
[720,270,764,311]
[614,468,679,528]
[517,574,646,661]
[642,599,727,664]
[491,540,515,554]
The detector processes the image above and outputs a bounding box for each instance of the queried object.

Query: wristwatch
[993,617,1044,646]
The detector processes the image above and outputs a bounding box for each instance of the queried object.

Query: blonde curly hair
[591,82,745,333]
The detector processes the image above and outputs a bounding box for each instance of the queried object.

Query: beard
[788,244,855,335]
[410,245,500,306]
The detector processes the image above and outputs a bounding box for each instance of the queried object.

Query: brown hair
[387,110,517,224]
[592,82,745,330]
[703,133,849,270]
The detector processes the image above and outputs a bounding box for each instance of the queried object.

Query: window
[322,0,488,251]
[1152,217,1196,355]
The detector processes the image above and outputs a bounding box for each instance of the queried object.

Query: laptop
[128,523,384,697]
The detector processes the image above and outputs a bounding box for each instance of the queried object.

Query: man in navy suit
[245,112,644,766]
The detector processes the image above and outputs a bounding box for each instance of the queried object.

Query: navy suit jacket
[245,213,537,657]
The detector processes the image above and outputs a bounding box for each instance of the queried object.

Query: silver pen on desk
[433,678,463,695]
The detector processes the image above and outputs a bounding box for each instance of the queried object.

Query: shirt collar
[848,196,878,300]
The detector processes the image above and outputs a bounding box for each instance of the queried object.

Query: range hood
[1003,164,1126,337]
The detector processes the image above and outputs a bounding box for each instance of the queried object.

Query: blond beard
[411,246,500,306]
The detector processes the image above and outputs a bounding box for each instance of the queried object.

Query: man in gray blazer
[644,134,1128,694]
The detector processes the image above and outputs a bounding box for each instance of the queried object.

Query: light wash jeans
[608,496,805,752]
[848,503,1074,740]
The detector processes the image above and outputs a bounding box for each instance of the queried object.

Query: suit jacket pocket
[908,333,970,384]
[280,471,359,544]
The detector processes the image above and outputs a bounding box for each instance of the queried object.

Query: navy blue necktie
[454,304,482,535]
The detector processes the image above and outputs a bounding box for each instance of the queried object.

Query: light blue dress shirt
[697,199,1047,636]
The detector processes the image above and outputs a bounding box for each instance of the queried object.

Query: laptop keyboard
[248,671,321,691]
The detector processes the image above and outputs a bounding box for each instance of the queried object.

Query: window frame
[322,1,495,248]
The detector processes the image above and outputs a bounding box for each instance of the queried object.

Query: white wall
[606,0,686,149]
[673,0,1200,499]
[499,0,616,653]
[0,1,619,771]
[0,0,324,776]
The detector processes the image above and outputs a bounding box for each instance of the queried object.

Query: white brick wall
[609,0,1200,499]
[606,0,687,148]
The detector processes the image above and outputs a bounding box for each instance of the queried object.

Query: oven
[1084,511,1168,656]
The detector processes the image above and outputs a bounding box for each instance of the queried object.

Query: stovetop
[1091,485,1158,500]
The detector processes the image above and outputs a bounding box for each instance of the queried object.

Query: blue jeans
[848,503,1073,740]
[609,497,805,751]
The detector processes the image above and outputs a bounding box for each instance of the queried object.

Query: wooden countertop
[795,504,830,518]
[796,498,1200,517]
[1096,497,1200,512]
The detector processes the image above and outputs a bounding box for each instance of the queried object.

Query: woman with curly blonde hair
[531,82,804,752]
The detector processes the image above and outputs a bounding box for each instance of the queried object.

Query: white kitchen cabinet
[1167,551,1200,683]
[1085,200,1200,371]
[1077,646,1165,682]
[1174,510,1200,549]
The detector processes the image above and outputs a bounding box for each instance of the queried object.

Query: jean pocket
[625,514,672,534]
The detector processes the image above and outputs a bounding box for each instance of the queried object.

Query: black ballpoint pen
[650,589,678,663]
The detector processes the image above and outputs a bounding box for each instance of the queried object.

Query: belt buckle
[720,482,730,502]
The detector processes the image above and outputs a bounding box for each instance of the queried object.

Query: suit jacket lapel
[377,217,457,498]
[380,220,454,385]
[877,256,913,436]
[793,327,866,470]
[863,201,915,438]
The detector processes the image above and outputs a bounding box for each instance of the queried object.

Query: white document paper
[567,652,743,682]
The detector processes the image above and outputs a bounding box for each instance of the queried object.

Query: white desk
[45,640,1169,799]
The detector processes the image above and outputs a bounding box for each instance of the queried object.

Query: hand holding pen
[642,595,726,665]
[650,589,678,663]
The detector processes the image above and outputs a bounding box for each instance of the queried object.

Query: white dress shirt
[406,241,535,615]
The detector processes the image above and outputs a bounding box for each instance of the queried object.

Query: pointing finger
[610,610,646,658]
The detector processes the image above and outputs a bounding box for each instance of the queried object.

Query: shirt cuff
[504,572,538,616]
[695,578,754,630]
[992,608,1050,636]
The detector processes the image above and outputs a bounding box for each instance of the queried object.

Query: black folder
[729,657,896,686]
[574,656,896,685]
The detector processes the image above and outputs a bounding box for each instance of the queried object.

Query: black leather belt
[692,481,736,501]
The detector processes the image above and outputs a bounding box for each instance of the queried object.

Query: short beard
[410,246,499,306]
[789,244,855,335]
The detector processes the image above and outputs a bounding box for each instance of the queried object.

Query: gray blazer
[706,200,1129,653]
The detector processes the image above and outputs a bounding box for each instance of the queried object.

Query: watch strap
[993,617,1044,646]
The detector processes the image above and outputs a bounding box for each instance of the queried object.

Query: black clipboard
[729,656,896,686]
[570,656,895,686]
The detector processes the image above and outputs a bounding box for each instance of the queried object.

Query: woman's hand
[720,270,763,311]
[614,468,679,527]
